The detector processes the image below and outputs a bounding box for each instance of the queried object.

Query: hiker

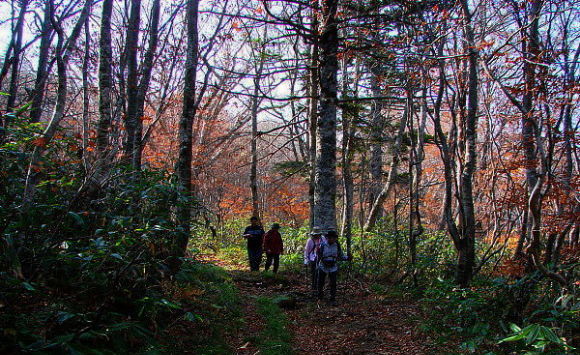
[317,230,350,306]
[303,226,326,294]
[263,223,283,273]
[242,216,265,271]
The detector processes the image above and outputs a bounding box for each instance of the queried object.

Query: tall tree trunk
[175,0,199,257]
[250,82,260,219]
[96,0,114,158]
[307,14,319,229]
[368,63,384,219]
[5,0,29,115]
[134,0,160,163]
[81,12,91,170]
[521,0,544,264]
[0,41,13,92]
[408,77,427,287]
[123,0,161,169]
[408,142,417,286]
[313,0,338,232]
[123,0,141,163]
[340,56,358,258]
[29,1,53,123]
[123,0,141,167]
[455,0,479,287]
[23,0,92,202]
[250,46,265,219]
[364,91,409,232]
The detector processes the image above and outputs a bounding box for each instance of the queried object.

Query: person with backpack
[303,226,326,295]
[242,216,265,271]
[263,223,283,273]
[317,230,350,306]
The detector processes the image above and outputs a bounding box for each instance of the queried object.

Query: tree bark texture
[368,63,384,218]
[313,0,338,232]
[29,1,53,123]
[175,0,199,257]
[454,0,479,287]
[308,14,319,229]
[97,0,114,158]
[123,0,141,167]
[250,42,265,219]
[363,90,409,232]
[521,0,544,261]
[123,0,161,169]
[81,12,91,169]
[340,56,358,258]
[5,0,29,115]
[24,0,92,202]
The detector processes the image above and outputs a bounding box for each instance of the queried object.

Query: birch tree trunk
[521,0,544,264]
[123,0,141,167]
[363,91,409,232]
[408,77,427,287]
[5,0,29,115]
[454,0,479,287]
[96,0,114,158]
[175,0,199,257]
[23,0,92,202]
[250,36,266,219]
[307,14,319,229]
[313,0,338,232]
[340,57,358,258]
[81,13,91,170]
[134,0,161,163]
[122,0,161,169]
[29,1,53,123]
[368,63,384,219]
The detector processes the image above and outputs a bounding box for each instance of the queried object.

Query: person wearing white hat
[303,226,326,294]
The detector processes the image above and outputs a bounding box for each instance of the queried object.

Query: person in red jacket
[263,223,283,273]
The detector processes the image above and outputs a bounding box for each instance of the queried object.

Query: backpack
[321,256,337,268]
[318,243,340,268]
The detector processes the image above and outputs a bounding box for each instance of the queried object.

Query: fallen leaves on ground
[203,254,457,355]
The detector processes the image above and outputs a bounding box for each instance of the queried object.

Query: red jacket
[263,230,283,254]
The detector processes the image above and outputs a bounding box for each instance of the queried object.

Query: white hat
[310,226,323,235]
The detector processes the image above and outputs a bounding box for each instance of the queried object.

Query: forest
[0,0,578,354]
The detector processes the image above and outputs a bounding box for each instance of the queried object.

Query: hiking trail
[200,254,453,354]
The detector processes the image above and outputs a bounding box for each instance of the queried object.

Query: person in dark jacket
[263,223,283,273]
[243,216,265,271]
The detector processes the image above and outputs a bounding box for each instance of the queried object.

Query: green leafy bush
[0,113,225,353]
[499,323,576,354]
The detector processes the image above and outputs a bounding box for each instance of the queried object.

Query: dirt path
[205,255,446,355]
[286,281,437,354]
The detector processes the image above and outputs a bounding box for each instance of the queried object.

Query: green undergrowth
[254,296,293,355]
[191,218,578,354]
[371,277,578,354]
[156,261,243,354]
